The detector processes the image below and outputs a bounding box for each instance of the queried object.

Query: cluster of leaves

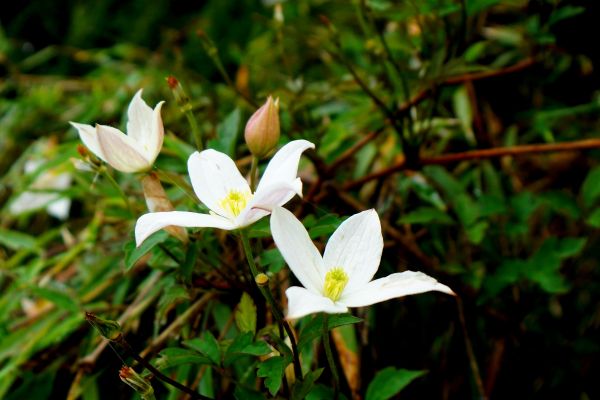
[1,0,599,399]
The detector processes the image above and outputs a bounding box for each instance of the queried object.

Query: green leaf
[454,193,479,227]
[154,348,212,370]
[581,166,600,208]
[0,228,39,251]
[184,331,221,365]
[586,207,600,227]
[291,368,323,400]
[465,221,489,244]
[257,356,285,395]
[235,292,257,335]
[298,314,362,349]
[209,108,241,157]
[224,332,272,366]
[365,367,426,400]
[123,230,169,271]
[29,286,79,313]
[398,207,453,225]
[260,248,285,274]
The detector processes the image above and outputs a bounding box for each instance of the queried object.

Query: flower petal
[187,150,250,216]
[270,207,326,294]
[126,89,154,144]
[147,101,165,162]
[96,124,152,172]
[135,211,235,246]
[256,140,314,191]
[322,209,383,294]
[70,122,107,162]
[340,271,455,307]
[238,178,302,227]
[286,286,348,319]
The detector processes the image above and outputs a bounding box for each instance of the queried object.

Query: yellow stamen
[323,267,349,302]
[219,189,252,218]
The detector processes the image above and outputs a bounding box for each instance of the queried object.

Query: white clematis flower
[70,89,165,173]
[270,207,455,319]
[135,140,315,246]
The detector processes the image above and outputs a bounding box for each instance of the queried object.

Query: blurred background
[0,0,599,399]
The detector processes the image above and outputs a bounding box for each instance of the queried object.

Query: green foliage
[1,0,599,399]
[365,368,426,400]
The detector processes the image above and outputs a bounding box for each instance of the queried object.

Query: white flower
[134,140,315,246]
[270,207,455,319]
[70,89,164,173]
[9,160,72,220]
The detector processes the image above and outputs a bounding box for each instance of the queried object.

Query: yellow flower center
[323,267,349,302]
[219,189,252,218]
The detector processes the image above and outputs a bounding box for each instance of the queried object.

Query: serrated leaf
[365,367,426,400]
[257,356,285,395]
[235,292,257,335]
[184,331,221,365]
[224,332,272,366]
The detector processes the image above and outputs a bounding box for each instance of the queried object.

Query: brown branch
[396,57,537,115]
[344,138,600,190]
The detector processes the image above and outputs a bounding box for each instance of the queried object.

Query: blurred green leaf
[0,228,39,251]
[581,166,600,208]
[123,230,169,271]
[365,367,426,400]
[235,292,257,335]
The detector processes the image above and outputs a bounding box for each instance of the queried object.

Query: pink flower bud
[244,96,280,159]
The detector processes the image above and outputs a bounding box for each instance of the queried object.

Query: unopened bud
[255,273,269,287]
[85,312,122,341]
[244,96,280,159]
[119,366,154,398]
[77,144,88,157]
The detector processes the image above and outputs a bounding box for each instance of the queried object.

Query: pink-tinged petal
[237,178,302,227]
[187,150,250,216]
[70,122,107,162]
[256,140,314,191]
[340,271,455,308]
[270,207,326,294]
[126,89,153,144]
[147,101,165,162]
[286,286,348,320]
[135,211,235,246]
[96,124,152,172]
[323,209,383,294]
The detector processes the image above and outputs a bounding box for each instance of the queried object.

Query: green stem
[185,110,203,151]
[249,156,259,192]
[102,169,133,216]
[239,230,303,381]
[322,314,339,400]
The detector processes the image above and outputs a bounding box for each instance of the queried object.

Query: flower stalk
[239,229,303,381]
[322,314,340,400]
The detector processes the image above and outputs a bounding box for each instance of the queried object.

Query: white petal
[70,122,107,162]
[340,271,455,308]
[9,192,56,215]
[187,150,250,216]
[237,178,302,227]
[96,124,152,173]
[126,89,154,145]
[135,211,236,246]
[47,198,71,220]
[147,101,165,162]
[256,140,314,191]
[270,207,326,294]
[323,209,383,294]
[286,286,348,319]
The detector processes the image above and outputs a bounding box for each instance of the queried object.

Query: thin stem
[185,110,203,151]
[457,297,487,400]
[250,156,259,192]
[322,314,339,400]
[239,230,303,381]
[116,337,211,400]
[102,169,133,216]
